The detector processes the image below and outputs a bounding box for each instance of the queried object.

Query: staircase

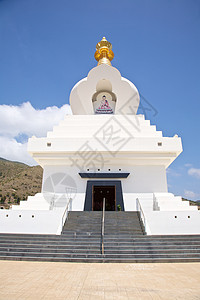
[0,211,200,262]
[104,211,144,235]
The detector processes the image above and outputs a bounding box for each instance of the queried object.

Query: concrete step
[1,255,200,263]
[0,248,101,254]
[0,252,200,260]
[1,233,200,239]
[1,237,200,245]
[0,240,101,246]
[1,242,200,249]
[1,247,200,255]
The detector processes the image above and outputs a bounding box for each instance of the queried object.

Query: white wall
[146,211,200,235]
[0,210,64,235]
[121,165,167,193]
[138,193,200,235]
[41,164,168,212]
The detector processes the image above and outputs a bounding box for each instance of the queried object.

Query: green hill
[0,158,43,208]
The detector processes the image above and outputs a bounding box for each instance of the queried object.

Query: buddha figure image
[95,95,113,114]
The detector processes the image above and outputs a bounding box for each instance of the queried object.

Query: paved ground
[0,261,200,299]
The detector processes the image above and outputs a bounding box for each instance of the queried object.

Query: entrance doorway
[92,186,116,211]
[84,180,124,211]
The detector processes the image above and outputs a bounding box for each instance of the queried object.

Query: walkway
[0,261,200,299]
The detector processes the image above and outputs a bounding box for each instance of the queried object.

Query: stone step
[0,244,101,250]
[0,248,101,254]
[0,247,200,255]
[1,242,200,250]
[105,241,200,246]
[0,252,200,260]
[0,233,200,239]
[0,240,101,245]
[1,255,200,263]
[1,237,200,245]
[103,249,200,254]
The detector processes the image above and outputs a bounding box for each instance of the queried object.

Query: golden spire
[94,37,114,66]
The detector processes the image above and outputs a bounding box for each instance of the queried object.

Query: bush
[117,205,122,211]
[0,198,5,204]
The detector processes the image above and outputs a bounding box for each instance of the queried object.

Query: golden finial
[94,37,114,66]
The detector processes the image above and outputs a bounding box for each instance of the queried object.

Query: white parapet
[0,194,72,235]
[136,193,200,235]
[0,209,64,235]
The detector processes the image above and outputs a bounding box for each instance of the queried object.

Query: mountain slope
[0,158,43,208]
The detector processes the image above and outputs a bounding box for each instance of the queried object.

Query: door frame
[84,180,124,211]
[92,185,116,211]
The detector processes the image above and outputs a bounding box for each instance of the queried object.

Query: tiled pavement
[0,261,200,299]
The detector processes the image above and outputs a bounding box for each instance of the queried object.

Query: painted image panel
[93,92,115,114]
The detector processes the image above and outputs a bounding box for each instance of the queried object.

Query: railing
[50,194,55,210]
[61,198,72,228]
[136,198,146,234]
[153,194,160,211]
[101,197,105,255]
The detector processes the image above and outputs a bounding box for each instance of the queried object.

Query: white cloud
[0,102,72,165]
[188,168,200,179]
[184,190,200,199]
[0,102,71,138]
[0,136,34,165]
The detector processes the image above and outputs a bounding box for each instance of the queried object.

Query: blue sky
[0,0,200,200]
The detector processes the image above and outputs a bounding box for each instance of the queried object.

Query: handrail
[136,198,146,234]
[101,197,105,255]
[50,194,55,210]
[153,193,160,211]
[62,198,72,228]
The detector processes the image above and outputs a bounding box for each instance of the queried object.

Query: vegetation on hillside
[0,158,43,208]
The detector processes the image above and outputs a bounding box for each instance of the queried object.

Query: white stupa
[1,37,200,235]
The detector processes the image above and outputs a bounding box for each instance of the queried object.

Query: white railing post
[101,197,105,255]
[136,198,146,233]
[62,198,72,228]
[153,193,160,211]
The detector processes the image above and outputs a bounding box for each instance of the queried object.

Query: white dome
[70,64,140,115]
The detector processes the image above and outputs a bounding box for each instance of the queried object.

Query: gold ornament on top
[94,37,114,66]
